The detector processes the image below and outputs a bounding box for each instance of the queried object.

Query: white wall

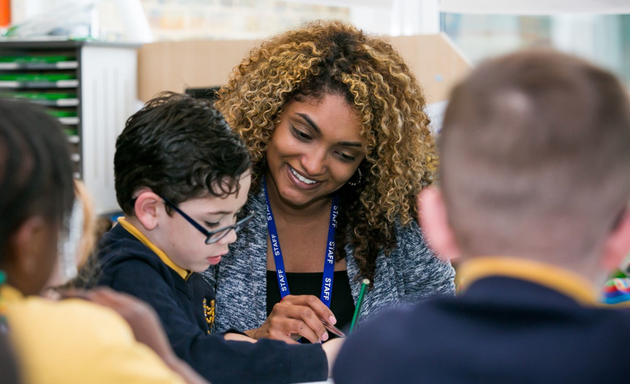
[350,0,440,36]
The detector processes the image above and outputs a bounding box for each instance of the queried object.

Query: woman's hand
[245,295,336,344]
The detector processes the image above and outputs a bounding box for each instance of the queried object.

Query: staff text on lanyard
[264,178,339,308]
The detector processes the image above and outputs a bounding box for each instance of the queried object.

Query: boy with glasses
[92,92,341,384]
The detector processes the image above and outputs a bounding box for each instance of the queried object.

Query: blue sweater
[95,223,328,384]
[334,259,630,384]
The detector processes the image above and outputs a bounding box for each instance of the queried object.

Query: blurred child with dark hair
[0,99,208,384]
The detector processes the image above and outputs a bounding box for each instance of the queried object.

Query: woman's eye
[337,152,356,162]
[291,125,312,141]
[205,221,220,229]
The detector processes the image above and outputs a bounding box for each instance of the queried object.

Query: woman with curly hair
[206,20,455,344]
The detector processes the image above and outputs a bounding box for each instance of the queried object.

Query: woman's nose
[300,148,327,176]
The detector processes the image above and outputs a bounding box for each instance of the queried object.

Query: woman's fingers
[271,316,322,344]
[267,295,335,343]
[267,328,300,345]
[283,295,336,325]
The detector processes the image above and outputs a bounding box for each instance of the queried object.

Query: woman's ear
[418,187,461,261]
[133,189,163,231]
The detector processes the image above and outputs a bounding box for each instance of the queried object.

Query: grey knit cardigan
[203,187,456,333]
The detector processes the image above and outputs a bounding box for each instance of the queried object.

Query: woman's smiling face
[265,93,366,208]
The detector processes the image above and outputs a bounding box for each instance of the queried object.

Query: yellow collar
[117,217,192,280]
[0,284,23,303]
[457,257,598,306]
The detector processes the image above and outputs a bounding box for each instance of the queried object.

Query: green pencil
[349,278,370,333]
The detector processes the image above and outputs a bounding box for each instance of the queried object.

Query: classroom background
[0,0,629,218]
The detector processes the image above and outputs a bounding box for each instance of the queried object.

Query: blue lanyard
[264,178,340,308]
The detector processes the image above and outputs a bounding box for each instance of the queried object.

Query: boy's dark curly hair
[115,92,251,215]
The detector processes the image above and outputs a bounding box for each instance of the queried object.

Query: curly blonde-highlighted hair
[216,20,437,283]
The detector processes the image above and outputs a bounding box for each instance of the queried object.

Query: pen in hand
[319,317,346,338]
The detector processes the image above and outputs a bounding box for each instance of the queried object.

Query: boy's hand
[245,294,336,344]
[224,332,257,343]
[322,338,344,377]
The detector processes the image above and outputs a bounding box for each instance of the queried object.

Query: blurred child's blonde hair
[73,180,96,267]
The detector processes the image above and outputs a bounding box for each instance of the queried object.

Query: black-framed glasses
[161,196,254,244]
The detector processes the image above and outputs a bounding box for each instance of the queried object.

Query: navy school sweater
[95,221,328,384]
[334,257,630,384]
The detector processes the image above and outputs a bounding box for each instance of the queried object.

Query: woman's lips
[286,164,321,190]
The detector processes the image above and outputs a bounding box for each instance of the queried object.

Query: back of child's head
[0,99,75,296]
[439,50,630,260]
[114,92,251,216]
[0,99,75,259]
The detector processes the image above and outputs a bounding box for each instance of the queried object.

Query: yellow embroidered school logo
[203,298,215,333]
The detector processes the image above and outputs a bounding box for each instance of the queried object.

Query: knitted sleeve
[398,219,456,300]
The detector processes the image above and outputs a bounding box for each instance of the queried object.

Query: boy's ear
[133,189,163,231]
[418,187,461,261]
[601,208,630,271]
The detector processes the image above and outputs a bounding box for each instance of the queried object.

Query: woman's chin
[277,187,317,207]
